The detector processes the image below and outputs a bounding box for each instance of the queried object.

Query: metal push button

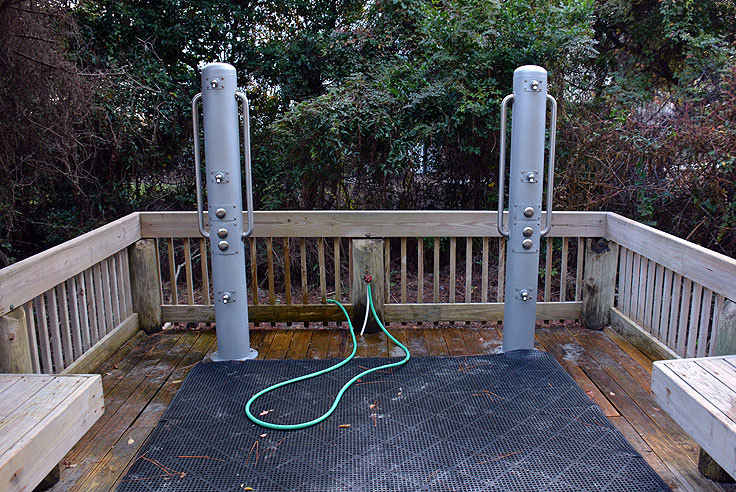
[217,228,229,239]
[218,240,229,251]
[215,208,227,219]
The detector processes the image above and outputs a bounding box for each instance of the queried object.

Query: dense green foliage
[0,0,734,265]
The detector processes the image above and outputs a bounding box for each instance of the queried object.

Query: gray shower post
[192,62,257,361]
[497,65,557,352]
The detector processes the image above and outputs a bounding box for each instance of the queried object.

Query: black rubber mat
[117,349,671,492]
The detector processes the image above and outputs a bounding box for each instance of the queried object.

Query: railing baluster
[155,239,164,304]
[667,273,682,349]
[643,257,656,331]
[348,240,353,300]
[482,237,489,303]
[199,238,210,305]
[66,277,83,359]
[166,238,178,305]
[34,295,52,373]
[697,288,713,357]
[433,238,440,303]
[616,247,625,308]
[558,237,567,302]
[47,288,64,372]
[401,237,407,303]
[385,238,391,303]
[24,301,40,373]
[116,251,129,316]
[318,237,326,304]
[659,268,673,344]
[84,268,100,345]
[300,238,308,304]
[334,237,340,302]
[417,239,424,304]
[630,253,641,321]
[267,237,275,305]
[101,259,114,331]
[57,283,73,367]
[710,294,725,355]
[676,277,692,356]
[465,237,472,303]
[686,283,703,357]
[250,237,259,305]
[497,238,505,302]
[108,256,121,324]
[183,239,194,305]
[449,237,456,304]
[651,264,664,339]
[544,237,553,306]
[622,248,634,316]
[77,273,91,351]
[575,238,584,301]
[284,238,292,304]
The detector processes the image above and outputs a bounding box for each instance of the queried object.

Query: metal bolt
[8,332,15,341]
[222,292,231,304]
[520,289,530,301]
[217,228,228,239]
[210,79,219,88]
[215,172,224,183]
[523,206,534,218]
[530,80,539,91]
[215,208,226,219]
[522,227,533,237]
[522,238,533,249]
[218,240,229,251]
[526,172,535,183]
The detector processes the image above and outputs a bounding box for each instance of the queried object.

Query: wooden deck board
[54,324,732,492]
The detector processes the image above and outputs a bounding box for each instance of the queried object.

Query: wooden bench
[0,374,104,492]
[652,355,736,481]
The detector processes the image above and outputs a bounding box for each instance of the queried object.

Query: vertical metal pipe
[501,65,550,352]
[196,62,257,360]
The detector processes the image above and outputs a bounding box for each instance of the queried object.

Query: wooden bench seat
[652,355,736,480]
[0,374,103,492]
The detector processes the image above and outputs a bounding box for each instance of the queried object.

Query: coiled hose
[245,283,410,430]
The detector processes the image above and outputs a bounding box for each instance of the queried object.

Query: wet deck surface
[51,324,732,492]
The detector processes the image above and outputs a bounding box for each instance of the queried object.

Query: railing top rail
[139,210,608,239]
[0,212,141,316]
[606,212,736,301]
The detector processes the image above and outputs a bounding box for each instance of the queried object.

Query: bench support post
[698,298,736,482]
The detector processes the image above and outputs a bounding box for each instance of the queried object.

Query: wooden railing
[0,213,141,373]
[607,214,736,359]
[140,211,607,324]
[0,209,734,373]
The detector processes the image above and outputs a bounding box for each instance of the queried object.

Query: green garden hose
[245,283,410,430]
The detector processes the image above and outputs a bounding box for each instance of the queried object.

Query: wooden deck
[49,324,734,492]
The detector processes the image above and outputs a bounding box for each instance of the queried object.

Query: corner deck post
[581,238,619,329]
[128,239,163,334]
[351,239,384,333]
[0,305,32,373]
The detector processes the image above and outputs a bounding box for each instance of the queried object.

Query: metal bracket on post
[191,62,257,361]
[499,66,558,352]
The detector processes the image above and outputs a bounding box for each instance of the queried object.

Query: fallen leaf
[609,392,616,396]
[127,436,135,445]
[113,363,118,369]
[259,409,274,416]
[338,424,351,428]
[259,434,267,438]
